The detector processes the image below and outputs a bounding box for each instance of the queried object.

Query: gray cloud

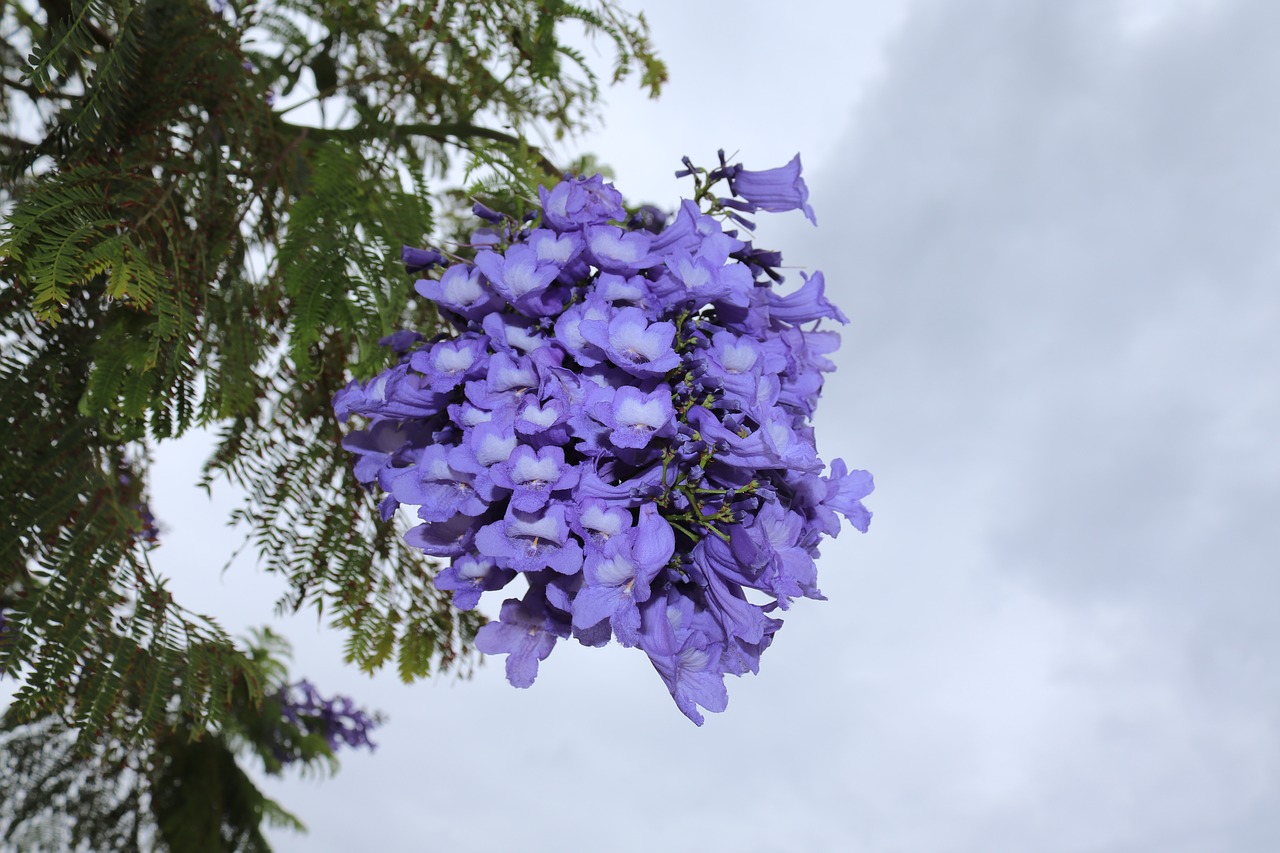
[800,0,1280,849]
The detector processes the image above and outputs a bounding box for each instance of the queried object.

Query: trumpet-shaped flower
[723,153,817,225]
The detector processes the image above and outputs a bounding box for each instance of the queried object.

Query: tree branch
[0,132,36,152]
[282,119,563,176]
[1,76,43,99]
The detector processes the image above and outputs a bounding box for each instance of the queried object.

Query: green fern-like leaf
[21,0,115,94]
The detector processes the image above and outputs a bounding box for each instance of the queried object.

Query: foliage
[0,0,663,759]
[0,629,369,851]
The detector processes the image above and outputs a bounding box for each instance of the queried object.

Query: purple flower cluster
[335,156,873,724]
[277,680,379,757]
[117,471,160,547]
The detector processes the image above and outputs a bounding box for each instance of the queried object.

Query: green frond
[258,798,306,835]
[21,0,116,94]
[562,1,667,96]
[275,139,434,380]
[70,3,144,144]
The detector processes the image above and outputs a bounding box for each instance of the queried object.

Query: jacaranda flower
[277,680,380,760]
[336,155,872,724]
[721,153,818,225]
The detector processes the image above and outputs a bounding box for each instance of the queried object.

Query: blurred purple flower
[278,680,379,758]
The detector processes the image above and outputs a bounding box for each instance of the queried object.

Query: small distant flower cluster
[276,680,379,759]
[133,505,159,546]
[117,469,159,548]
[335,153,872,724]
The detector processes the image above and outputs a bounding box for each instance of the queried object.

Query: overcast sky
[77,0,1280,850]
